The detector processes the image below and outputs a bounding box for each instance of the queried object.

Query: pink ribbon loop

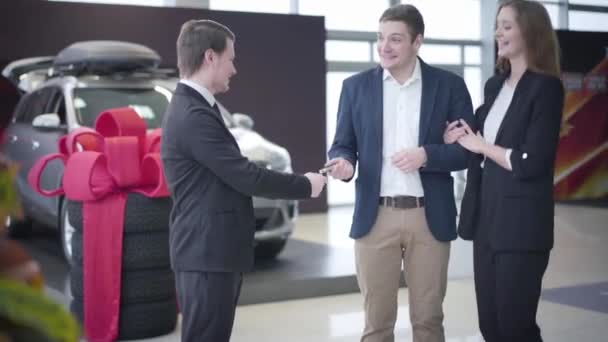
[62,152,115,201]
[136,153,168,197]
[27,153,67,196]
[65,127,104,155]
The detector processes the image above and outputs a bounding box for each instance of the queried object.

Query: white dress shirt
[179,79,216,107]
[380,59,425,197]
[482,83,514,169]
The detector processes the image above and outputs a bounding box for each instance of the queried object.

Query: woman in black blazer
[444,1,564,341]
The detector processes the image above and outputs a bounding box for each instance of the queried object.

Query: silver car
[3,41,298,264]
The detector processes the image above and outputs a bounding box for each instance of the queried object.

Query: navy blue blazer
[328,58,474,242]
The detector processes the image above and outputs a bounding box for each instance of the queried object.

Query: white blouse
[482,83,514,169]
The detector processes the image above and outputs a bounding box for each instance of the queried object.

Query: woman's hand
[457,120,488,154]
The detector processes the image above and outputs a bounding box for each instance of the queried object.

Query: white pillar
[480,0,499,85]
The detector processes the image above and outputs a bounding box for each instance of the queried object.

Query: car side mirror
[32,113,62,129]
[232,113,254,130]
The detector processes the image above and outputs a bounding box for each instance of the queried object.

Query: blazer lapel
[175,83,222,120]
[494,71,529,142]
[371,67,384,154]
[478,74,507,133]
[419,60,437,144]
[175,83,239,147]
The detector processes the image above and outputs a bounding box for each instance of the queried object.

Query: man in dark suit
[325,5,473,342]
[160,19,326,342]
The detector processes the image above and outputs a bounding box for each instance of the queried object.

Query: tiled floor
[105,203,608,342]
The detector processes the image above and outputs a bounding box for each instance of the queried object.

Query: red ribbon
[28,107,168,342]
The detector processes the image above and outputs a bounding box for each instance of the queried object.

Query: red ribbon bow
[28,107,168,342]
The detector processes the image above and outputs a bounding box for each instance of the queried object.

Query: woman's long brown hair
[496,0,561,78]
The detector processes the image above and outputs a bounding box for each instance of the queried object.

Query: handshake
[303,157,355,198]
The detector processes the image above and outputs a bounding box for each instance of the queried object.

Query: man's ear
[413,34,423,50]
[203,48,215,65]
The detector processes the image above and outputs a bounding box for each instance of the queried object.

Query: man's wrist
[419,147,428,167]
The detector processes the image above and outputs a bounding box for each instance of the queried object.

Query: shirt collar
[382,57,421,86]
[179,79,216,107]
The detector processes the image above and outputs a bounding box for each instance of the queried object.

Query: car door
[5,86,66,226]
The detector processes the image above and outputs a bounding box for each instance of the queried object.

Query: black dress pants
[175,271,243,342]
[473,238,549,342]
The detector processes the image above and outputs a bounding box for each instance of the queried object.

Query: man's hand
[443,120,467,144]
[457,120,488,154]
[304,172,327,198]
[391,147,427,173]
[322,158,354,180]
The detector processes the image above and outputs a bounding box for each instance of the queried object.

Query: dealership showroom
[1,0,607,341]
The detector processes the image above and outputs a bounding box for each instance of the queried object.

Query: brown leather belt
[379,196,425,209]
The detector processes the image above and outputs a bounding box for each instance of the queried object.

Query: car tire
[70,265,175,304]
[66,193,171,234]
[60,199,76,267]
[72,230,170,271]
[5,214,33,238]
[255,238,288,259]
[71,296,178,340]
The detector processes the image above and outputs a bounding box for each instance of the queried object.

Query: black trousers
[175,271,243,342]
[473,238,549,342]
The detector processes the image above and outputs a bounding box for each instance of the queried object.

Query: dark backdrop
[0,0,327,212]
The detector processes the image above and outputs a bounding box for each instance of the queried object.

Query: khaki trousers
[355,206,450,342]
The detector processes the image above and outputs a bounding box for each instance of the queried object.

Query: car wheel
[5,214,33,238]
[60,199,76,267]
[255,238,288,259]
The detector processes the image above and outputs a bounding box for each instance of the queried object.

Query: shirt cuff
[505,149,513,170]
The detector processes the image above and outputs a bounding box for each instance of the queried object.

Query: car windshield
[72,87,170,128]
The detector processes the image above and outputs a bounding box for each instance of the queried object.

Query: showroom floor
[24,202,608,341]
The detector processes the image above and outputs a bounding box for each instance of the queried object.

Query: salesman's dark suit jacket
[161,83,311,272]
[328,58,474,242]
[458,70,564,251]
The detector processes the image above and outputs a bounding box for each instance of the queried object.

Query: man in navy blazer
[326,5,473,342]
[161,20,326,342]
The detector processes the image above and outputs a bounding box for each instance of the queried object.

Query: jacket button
[522,153,528,159]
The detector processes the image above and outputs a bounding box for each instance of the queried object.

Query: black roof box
[53,40,161,74]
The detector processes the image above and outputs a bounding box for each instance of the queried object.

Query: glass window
[14,87,58,123]
[72,88,170,128]
[569,11,608,32]
[464,46,481,65]
[419,45,462,65]
[326,41,371,62]
[401,0,481,40]
[568,0,608,5]
[373,42,380,63]
[299,0,388,32]
[210,0,290,13]
[541,4,560,28]
[326,72,356,205]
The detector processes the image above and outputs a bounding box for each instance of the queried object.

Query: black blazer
[160,83,311,272]
[458,70,564,251]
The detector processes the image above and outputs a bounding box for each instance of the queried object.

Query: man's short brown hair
[176,19,235,78]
